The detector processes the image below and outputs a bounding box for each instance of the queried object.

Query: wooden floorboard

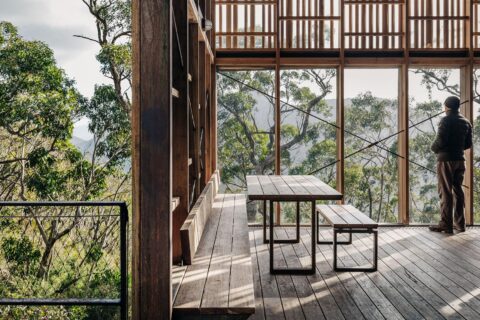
[249,226,480,320]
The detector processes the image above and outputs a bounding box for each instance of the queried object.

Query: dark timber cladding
[132,0,172,319]
[172,0,189,264]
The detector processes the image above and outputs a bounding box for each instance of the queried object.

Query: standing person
[429,96,472,234]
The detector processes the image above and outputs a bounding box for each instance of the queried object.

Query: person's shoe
[453,224,466,233]
[428,225,453,234]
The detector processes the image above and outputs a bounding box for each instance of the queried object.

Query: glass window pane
[408,68,460,223]
[279,68,337,223]
[344,69,399,223]
[217,70,275,223]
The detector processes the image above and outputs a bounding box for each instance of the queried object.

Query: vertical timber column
[211,63,217,172]
[461,65,474,225]
[199,42,207,189]
[337,0,345,203]
[211,0,217,173]
[336,66,345,203]
[132,0,172,318]
[398,64,410,225]
[399,0,410,225]
[275,0,281,224]
[172,0,189,264]
[190,24,201,198]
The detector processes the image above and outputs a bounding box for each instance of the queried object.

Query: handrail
[0,201,128,320]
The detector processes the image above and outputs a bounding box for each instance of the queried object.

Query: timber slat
[317,204,378,228]
[174,193,255,317]
[247,175,342,201]
[247,227,480,319]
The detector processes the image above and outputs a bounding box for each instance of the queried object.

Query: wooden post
[190,24,201,198]
[172,0,189,265]
[132,0,172,318]
[199,42,207,190]
[337,0,345,203]
[461,65,474,225]
[336,65,345,203]
[211,63,217,173]
[275,0,281,225]
[398,64,410,225]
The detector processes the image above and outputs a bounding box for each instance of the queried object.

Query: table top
[246,175,343,201]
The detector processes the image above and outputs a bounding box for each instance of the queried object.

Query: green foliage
[0,21,129,319]
[2,236,40,276]
[0,22,80,143]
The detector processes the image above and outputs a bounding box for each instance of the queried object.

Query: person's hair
[444,96,460,110]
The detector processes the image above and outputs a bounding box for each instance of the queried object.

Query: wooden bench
[316,204,378,272]
[180,172,220,265]
[174,193,255,318]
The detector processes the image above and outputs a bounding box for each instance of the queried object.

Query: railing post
[120,203,129,320]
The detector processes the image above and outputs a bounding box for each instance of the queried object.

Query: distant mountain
[71,136,94,156]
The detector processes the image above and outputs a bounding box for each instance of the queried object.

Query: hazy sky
[0,0,108,98]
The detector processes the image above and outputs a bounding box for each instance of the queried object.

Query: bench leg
[264,201,300,244]
[317,214,352,245]
[333,228,378,272]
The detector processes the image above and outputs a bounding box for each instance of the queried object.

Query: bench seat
[173,194,255,318]
[317,204,378,272]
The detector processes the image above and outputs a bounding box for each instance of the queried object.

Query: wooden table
[246,175,343,275]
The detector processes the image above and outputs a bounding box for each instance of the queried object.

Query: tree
[76,0,132,113]
[0,22,128,319]
[218,70,336,194]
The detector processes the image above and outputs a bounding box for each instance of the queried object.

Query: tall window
[344,69,399,223]
[408,68,460,223]
[217,70,275,222]
[280,68,337,223]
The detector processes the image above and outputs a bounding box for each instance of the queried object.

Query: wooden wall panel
[172,0,190,265]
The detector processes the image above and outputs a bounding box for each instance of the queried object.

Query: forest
[0,0,131,318]
[217,68,480,225]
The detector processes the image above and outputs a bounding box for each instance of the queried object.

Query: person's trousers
[437,160,466,229]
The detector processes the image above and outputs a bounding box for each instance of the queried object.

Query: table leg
[269,200,316,275]
[311,200,316,272]
[263,200,267,244]
[264,201,300,244]
[269,200,274,274]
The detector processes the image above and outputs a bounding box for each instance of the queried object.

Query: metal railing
[0,201,128,320]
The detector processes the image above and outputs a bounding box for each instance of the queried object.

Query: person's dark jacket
[431,109,472,161]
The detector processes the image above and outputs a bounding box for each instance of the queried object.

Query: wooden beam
[190,24,201,199]
[398,64,409,225]
[336,65,345,203]
[461,65,474,225]
[132,0,172,318]
[275,0,281,225]
[172,0,190,265]
[211,62,218,173]
[204,52,212,181]
[199,42,207,190]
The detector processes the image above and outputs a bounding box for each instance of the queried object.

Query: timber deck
[250,226,480,320]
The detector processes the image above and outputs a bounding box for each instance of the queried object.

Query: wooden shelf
[172,197,181,212]
[187,0,214,61]
[172,88,180,98]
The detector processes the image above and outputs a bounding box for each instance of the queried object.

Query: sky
[0,0,109,140]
